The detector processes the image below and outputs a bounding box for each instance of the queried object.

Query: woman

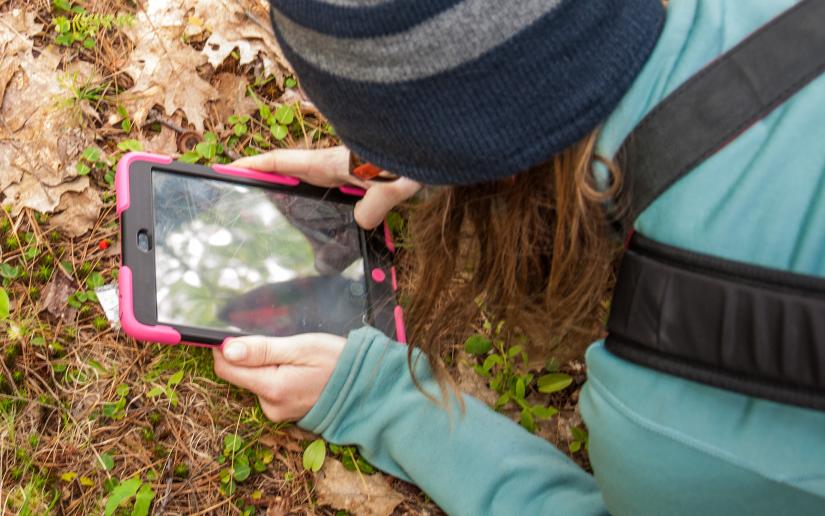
[212,1,825,514]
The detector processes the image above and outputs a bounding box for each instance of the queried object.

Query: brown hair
[400,130,622,392]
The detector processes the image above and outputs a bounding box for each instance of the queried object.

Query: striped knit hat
[268,0,665,185]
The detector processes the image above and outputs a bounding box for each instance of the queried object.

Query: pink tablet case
[116,152,406,345]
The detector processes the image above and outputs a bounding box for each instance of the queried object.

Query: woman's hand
[212,333,346,422]
[231,147,421,230]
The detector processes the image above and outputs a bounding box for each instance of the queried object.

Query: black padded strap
[616,0,825,232]
[606,234,825,411]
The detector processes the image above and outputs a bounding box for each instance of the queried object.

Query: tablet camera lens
[137,229,152,252]
[349,281,366,297]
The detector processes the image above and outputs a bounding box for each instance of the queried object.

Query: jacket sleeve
[298,326,608,516]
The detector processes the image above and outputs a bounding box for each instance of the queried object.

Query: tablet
[116,152,405,346]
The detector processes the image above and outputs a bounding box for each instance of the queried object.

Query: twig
[145,112,188,134]
[154,453,175,516]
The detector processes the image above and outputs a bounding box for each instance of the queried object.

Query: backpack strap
[615,0,825,233]
[607,234,825,411]
[606,0,825,410]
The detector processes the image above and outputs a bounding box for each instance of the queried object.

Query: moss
[4,343,21,366]
[4,234,20,250]
[173,462,190,479]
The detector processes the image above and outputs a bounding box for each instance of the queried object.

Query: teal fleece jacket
[299,1,825,514]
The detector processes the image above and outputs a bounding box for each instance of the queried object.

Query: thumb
[355,177,421,229]
[221,335,311,367]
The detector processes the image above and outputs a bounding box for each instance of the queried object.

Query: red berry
[98,240,110,250]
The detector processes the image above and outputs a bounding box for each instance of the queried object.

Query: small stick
[145,112,188,134]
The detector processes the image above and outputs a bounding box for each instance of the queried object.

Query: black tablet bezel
[120,158,397,345]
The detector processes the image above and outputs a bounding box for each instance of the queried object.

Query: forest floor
[0,0,590,514]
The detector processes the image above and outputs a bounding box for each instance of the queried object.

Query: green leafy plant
[1,262,21,282]
[568,426,589,453]
[466,321,572,433]
[67,270,105,309]
[0,287,9,320]
[53,0,82,13]
[76,146,102,177]
[180,132,224,164]
[385,211,406,242]
[98,451,115,471]
[76,145,119,186]
[117,105,132,134]
[103,476,155,516]
[229,114,250,137]
[117,139,143,153]
[102,383,130,420]
[216,433,274,496]
[328,444,375,474]
[256,103,297,142]
[537,372,573,394]
[146,369,184,407]
[302,438,326,473]
[52,0,134,49]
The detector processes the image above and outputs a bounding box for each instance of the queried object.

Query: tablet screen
[152,171,367,336]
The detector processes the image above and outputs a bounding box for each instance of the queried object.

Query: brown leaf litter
[39,271,78,320]
[187,0,292,85]
[315,460,405,516]
[121,0,220,132]
[0,10,102,236]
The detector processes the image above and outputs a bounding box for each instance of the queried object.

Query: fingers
[232,148,420,229]
[354,177,421,229]
[231,146,355,187]
[212,348,282,393]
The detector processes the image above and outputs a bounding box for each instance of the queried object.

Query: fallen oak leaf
[140,126,179,156]
[39,273,78,320]
[49,187,103,238]
[213,72,258,127]
[0,44,100,236]
[121,0,218,131]
[314,460,404,516]
[2,175,90,215]
[188,0,291,85]
[0,9,43,106]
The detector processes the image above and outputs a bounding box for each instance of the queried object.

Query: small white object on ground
[95,283,121,330]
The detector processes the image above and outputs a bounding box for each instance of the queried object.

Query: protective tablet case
[116,152,406,346]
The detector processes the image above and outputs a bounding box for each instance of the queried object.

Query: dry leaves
[213,72,258,124]
[187,0,291,84]
[140,126,179,156]
[0,9,40,108]
[40,272,77,320]
[315,460,405,516]
[121,0,289,132]
[121,0,219,131]
[49,187,105,237]
[0,11,102,236]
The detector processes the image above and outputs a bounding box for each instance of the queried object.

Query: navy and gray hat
[268,0,665,185]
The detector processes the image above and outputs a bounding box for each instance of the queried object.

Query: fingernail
[223,341,246,361]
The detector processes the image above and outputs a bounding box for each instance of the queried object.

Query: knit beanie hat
[267,0,665,185]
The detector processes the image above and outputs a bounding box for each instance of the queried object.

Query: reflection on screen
[153,171,367,336]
